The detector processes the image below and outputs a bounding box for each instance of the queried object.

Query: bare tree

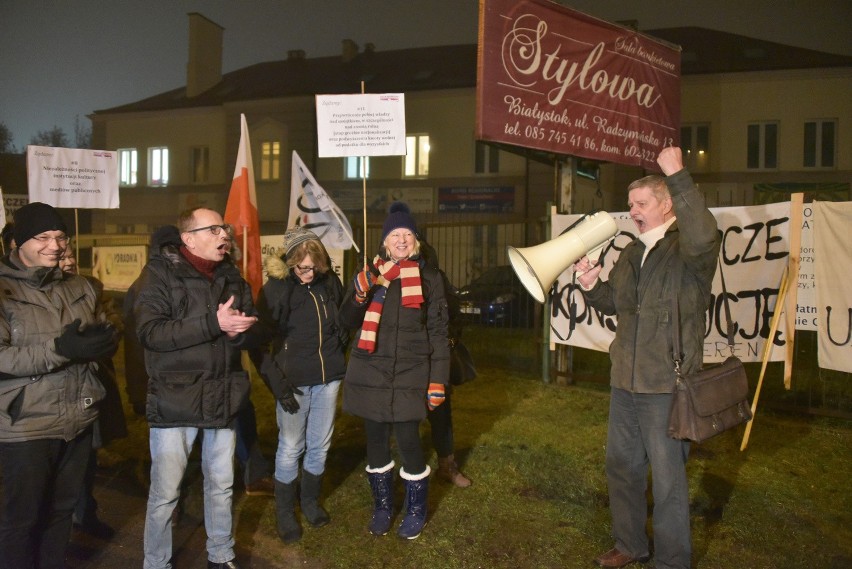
[74,115,92,149]
[30,126,71,148]
[0,123,15,153]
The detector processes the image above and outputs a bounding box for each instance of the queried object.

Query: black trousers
[364,419,426,475]
[0,428,92,569]
[426,388,454,458]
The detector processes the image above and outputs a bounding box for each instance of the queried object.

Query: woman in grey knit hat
[249,226,347,544]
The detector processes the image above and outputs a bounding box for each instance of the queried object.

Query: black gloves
[54,318,118,362]
[278,383,304,414]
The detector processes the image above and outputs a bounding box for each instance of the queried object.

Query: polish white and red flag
[224,114,262,299]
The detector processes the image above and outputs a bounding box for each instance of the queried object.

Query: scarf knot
[357,256,423,353]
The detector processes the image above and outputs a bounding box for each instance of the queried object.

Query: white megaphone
[507,211,618,303]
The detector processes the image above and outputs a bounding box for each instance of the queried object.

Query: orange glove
[427,383,445,411]
[353,265,376,301]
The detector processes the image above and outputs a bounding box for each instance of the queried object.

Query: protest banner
[26,145,119,208]
[315,93,406,158]
[550,203,793,364]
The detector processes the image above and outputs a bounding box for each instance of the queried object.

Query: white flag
[0,186,6,231]
[288,151,358,252]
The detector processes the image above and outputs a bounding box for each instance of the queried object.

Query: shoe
[594,547,651,568]
[245,476,275,496]
[274,479,302,543]
[300,469,330,527]
[366,461,395,536]
[437,454,472,488]
[397,466,430,540]
[207,560,240,569]
[72,517,115,540]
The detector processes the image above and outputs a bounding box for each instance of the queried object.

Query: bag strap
[671,257,733,371]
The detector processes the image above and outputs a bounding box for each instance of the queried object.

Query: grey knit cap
[282,226,319,257]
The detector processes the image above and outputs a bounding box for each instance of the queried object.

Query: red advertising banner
[476,0,681,170]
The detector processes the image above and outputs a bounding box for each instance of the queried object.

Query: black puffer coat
[341,257,450,423]
[251,255,347,398]
[134,245,264,428]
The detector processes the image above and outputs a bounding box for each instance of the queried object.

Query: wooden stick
[361,80,367,266]
[740,265,790,451]
[784,194,804,389]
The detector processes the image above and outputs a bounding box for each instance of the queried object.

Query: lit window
[191,146,209,183]
[404,134,429,178]
[475,141,499,174]
[680,124,709,171]
[345,156,370,179]
[747,122,778,170]
[803,119,836,168]
[149,146,169,186]
[260,141,280,181]
[118,148,138,187]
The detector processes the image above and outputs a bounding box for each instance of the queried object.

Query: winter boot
[300,469,330,527]
[437,454,472,488]
[397,465,430,540]
[274,479,302,543]
[366,461,395,536]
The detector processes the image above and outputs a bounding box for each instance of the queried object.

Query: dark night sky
[1,0,849,150]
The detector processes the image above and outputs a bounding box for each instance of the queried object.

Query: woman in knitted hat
[339,202,451,540]
[249,226,347,544]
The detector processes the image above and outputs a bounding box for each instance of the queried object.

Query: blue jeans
[143,427,236,569]
[606,388,691,569]
[275,381,340,483]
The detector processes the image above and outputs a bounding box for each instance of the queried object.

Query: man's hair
[177,207,210,233]
[628,175,670,202]
[285,238,331,274]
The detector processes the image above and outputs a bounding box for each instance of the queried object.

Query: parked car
[457,265,535,327]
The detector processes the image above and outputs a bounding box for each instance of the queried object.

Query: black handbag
[667,261,752,443]
[449,339,477,385]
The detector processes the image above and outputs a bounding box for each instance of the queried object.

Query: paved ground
[66,455,286,569]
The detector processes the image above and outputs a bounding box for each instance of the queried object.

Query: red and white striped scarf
[357,256,424,353]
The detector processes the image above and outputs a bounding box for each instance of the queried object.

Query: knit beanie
[13,202,68,246]
[381,202,418,241]
[282,226,319,257]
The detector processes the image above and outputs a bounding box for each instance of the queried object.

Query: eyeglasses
[295,265,316,273]
[32,234,70,245]
[187,224,233,236]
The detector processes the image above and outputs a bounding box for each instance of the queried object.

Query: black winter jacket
[250,256,347,398]
[134,246,263,427]
[341,257,450,423]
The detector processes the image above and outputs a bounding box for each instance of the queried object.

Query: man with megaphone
[573,147,721,569]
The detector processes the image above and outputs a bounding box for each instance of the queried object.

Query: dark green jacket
[583,168,720,393]
[0,253,107,442]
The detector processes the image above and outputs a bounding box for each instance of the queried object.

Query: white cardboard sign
[315,94,406,157]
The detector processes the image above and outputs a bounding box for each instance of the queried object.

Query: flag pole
[242,226,248,275]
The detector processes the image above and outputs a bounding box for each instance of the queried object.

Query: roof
[94,27,852,116]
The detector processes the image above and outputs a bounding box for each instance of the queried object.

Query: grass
[104,326,851,568]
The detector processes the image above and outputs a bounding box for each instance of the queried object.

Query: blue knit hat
[381,202,418,241]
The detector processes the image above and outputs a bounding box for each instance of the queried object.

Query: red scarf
[180,245,219,280]
[357,256,423,353]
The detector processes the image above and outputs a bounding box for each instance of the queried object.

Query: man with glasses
[0,202,119,569]
[135,207,262,569]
